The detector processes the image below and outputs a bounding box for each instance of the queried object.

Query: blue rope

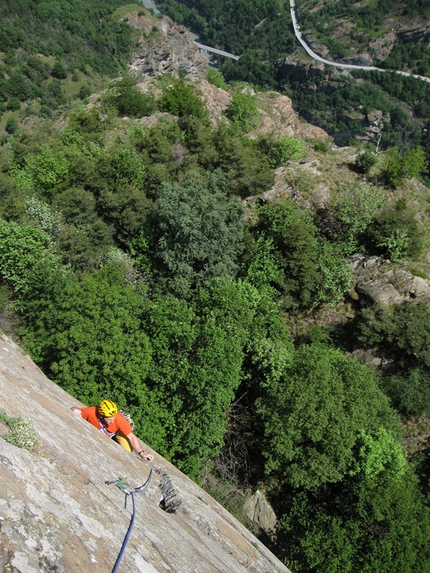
[107,468,153,573]
[112,491,136,573]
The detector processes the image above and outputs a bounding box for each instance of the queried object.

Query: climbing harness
[106,468,154,573]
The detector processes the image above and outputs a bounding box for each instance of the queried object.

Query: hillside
[0,3,430,572]
[295,0,430,73]
[154,0,430,165]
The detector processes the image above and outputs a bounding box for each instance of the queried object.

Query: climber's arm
[126,431,153,461]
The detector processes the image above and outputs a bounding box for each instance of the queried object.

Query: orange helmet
[98,400,118,417]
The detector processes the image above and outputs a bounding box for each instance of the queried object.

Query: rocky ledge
[349,254,430,305]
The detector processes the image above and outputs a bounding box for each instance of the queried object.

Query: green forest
[0,1,430,572]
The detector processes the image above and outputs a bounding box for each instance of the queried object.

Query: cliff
[124,9,208,78]
[0,333,290,573]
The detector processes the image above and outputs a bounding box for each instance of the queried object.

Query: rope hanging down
[106,468,154,573]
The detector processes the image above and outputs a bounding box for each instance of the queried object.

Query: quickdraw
[106,468,154,573]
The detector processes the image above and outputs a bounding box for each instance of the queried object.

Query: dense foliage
[0,3,429,572]
[0,0,135,118]
[0,0,132,74]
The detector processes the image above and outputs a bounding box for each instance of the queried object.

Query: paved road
[289,0,430,83]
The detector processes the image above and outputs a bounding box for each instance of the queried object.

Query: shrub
[365,200,423,261]
[5,117,18,134]
[267,136,307,168]
[285,170,317,194]
[381,146,428,187]
[78,85,91,100]
[205,69,228,90]
[0,411,40,451]
[356,150,377,174]
[51,61,67,80]
[104,76,157,118]
[159,79,206,119]
[6,98,21,111]
[225,92,259,133]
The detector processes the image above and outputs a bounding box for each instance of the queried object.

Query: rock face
[254,91,328,140]
[244,491,278,540]
[125,9,208,78]
[349,254,430,305]
[0,334,290,573]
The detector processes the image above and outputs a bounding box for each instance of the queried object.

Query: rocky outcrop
[244,491,278,540]
[0,334,290,573]
[340,56,372,67]
[124,9,208,78]
[254,91,328,140]
[277,55,326,84]
[195,79,232,127]
[397,25,430,44]
[349,254,430,305]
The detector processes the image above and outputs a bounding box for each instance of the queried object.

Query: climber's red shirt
[78,406,132,438]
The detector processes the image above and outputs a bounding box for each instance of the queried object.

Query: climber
[71,400,153,461]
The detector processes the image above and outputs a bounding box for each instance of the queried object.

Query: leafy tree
[278,466,430,573]
[381,146,428,187]
[68,110,103,135]
[243,234,284,298]
[25,195,63,240]
[256,198,320,308]
[357,301,430,369]
[21,263,152,418]
[7,71,30,101]
[110,148,146,188]
[259,135,307,168]
[56,219,115,272]
[159,79,207,119]
[78,85,91,100]
[5,117,18,134]
[53,187,97,227]
[26,55,49,80]
[45,79,66,108]
[205,68,228,90]
[12,145,70,195]
[139,279,253,476]
[256,343,398,490]
[364,199,423,261]
[6,98,21,111]
[225,92,259,133]
[179,116,218,169]
[0,219,69,328]
[313,240,352,307]
[138,125,172,165]
[39,105,52,119]
[0,220,57,294]
[51,61,67,80]
[387,366,430,417]
[223,141,274,198]
[103,76,157,118]
[334,182,386,255]
[147,170,245,298]
[349,426,406,479]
